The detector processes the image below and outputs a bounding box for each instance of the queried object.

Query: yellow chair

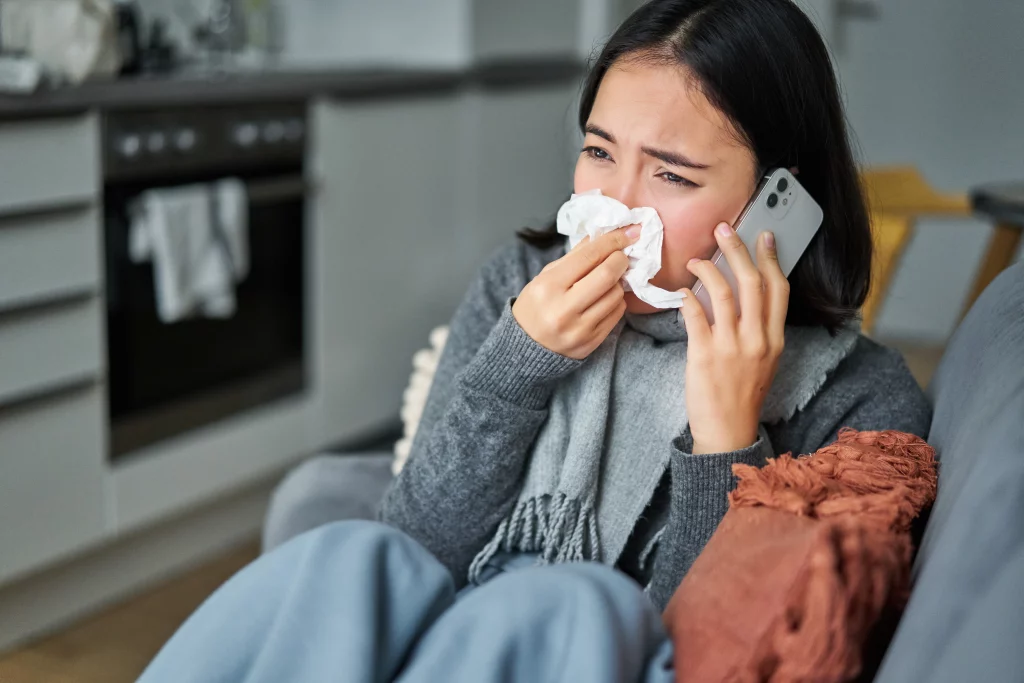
[859,166,972,335]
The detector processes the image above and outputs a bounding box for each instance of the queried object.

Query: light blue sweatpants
[138,521,675,683]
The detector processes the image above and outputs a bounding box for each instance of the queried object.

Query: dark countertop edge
[0,56,585,120]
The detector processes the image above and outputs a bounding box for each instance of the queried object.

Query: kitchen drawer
[0,297,103,407]
[0,206,101,310]
[0,385,107,584]
[0,115,99,216]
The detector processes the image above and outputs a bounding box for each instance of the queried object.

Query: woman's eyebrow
[641,145,711,170]
[585,123,616,143]
[584,123,711,170]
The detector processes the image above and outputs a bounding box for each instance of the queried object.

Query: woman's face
[574,58,760,314]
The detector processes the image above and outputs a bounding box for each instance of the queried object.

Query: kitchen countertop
[0,58,584,119]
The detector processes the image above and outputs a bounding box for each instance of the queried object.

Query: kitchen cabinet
[457,83,579,261]
[0,297,103,407]
[0,207,102,310]
[312,95,462,446]
[0,114,107,587]
[0,116,98,214]
[0,386,108,583]
[0,65,584,647]
[312,82,577,448]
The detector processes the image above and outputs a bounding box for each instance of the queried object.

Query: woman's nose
[604,176,641,209]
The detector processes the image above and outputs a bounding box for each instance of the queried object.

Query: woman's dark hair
[519,0,872,332]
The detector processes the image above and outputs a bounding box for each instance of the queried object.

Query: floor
[0,542,259,683]
[0,343,945,683]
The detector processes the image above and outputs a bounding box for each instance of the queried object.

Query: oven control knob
[262,120,285,144]
[117,133,142,159]
[284,118,305,142]
[147,131,167,154]
[174,128,197,152]
[233,122,260,148]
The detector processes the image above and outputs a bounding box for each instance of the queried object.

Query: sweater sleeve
[644,335,933,611]
[379,243,580,587]
[644,427,774,610]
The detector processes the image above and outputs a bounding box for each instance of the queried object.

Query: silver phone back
[693,168,823,325]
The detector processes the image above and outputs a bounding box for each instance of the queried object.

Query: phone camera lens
[767,193,779,208]
[777,178,789,192]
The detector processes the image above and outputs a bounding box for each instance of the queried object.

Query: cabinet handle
[0,375,98,416]
[247,175,311,205]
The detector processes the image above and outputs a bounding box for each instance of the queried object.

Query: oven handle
[247,175,312,205]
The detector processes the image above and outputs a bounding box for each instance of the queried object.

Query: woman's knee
[509,563,648,610]
[469,561,659,631]
[295,520,450,584]
[401,563,666,682]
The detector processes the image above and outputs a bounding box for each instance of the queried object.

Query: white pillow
[392,325,449,475]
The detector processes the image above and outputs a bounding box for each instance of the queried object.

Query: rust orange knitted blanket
[664,429,937,683]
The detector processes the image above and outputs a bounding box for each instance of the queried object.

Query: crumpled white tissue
[556,190,684,309]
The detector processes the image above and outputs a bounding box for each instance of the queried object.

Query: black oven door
[105,172,307,458]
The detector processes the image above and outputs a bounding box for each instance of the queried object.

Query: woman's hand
[513,226,640,360]
[679,223,790,454]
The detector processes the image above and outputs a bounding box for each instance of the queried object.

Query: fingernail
[688,257,701,265]
[716,223,733,238]
[626,225,641,239]
[764,231,776,250]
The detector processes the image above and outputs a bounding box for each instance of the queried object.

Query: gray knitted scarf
[468,308,859,583]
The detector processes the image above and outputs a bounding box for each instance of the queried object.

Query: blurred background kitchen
[0,0,1020,680]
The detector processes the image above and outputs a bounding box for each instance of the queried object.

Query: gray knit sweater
[380,240,932,610]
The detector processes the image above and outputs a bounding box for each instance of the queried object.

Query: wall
[281,0,471,68]
[136,0,472,68]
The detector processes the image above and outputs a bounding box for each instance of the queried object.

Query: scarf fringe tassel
[468,493,600,584]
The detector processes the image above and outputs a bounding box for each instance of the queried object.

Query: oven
[102,102,308,459]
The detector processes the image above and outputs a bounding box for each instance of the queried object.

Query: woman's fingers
[513,227,637,360]
[678,289,712,350]
[590,298,628,348]
[711,222,765,338]
[569,249,630,311]
[580,280,626,329]
[756,231,790,347]
[686,256,737,338]
[555,226,638,287]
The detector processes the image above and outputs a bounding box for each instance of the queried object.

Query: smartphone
[693,168,823,325]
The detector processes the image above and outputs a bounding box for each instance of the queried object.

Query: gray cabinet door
[0,207,101,310]
[0,386,107,585]
[312,96,461,446]
[311,84,578,449]
[0,116,98,215]
[0,297,103,406]
[457,84,578,261]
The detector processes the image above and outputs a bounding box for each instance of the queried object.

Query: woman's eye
[582,146,611,161]
[658,172,697,188]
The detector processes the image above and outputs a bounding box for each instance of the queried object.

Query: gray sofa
[874,260,1024,682]
[264,261,1024,681]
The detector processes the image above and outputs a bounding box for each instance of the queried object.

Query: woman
[378,0,930,608]
[140,1,930,681]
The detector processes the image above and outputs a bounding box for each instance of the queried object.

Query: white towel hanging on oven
[129,179,249,323]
